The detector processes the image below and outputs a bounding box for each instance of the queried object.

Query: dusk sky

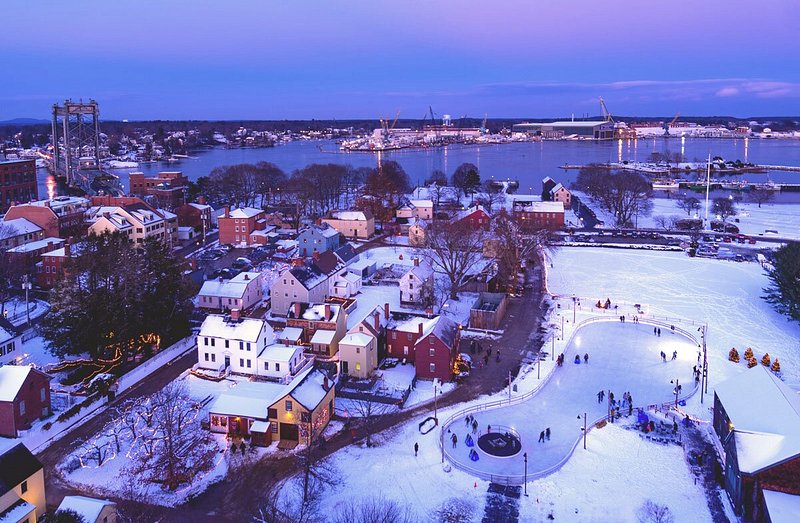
[2,0,799,120]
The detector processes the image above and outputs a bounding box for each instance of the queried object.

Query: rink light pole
[697,325,708,403]
[578,413,587,449]
[523,452,528,496]
[670,379,680,407]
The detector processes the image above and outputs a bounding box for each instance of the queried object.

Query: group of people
[620,315,642,324]
[537,427,551,443]
[659,350,678,362]
[599,390,635,420]
[653,327,662,337]
[573,353,589,365]
[464,414,479,434]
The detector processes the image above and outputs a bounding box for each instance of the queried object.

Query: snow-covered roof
[329,210,372,221]
[341,272,361,284]
[0,324,17,345]
[550,183,567,194]
[289,302,342,323]
[409,199,433,208]
[0,499,35,522]
[340,332,373,347]
[250,228,276,238]
[229,207,263,219]
[199,271,260,299]
[715,366,800,473]
[0,366,35,402]
[0,218,41,239]
[209,381,289,419]
[451,205,489,222]
[310,329,336,345]
[199,314,271,344]
[6,237,63,254]
[277,327,304,342]
[189,203,212,211]
[56,496,115,523]
[402,262,433,282]
[287,265,328,290]
[290,368,332,411]
[516,201,565,213]
[258,343,302,362]
[349,258,376,272]
[762,489,800,523]
[250,420,271,433]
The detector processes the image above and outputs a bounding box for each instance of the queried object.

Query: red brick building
[175,202,213,231]
[386,314,460,381]
[218,206,267,245]
[5,196,91,238]
[0,366,52,438]
[512,200,565,230]
[0,159,38,213]
[37,240,81,289]
[451,205,491,230]
[128,171,188,209]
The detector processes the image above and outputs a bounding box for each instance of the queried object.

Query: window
[429,348,435,357]
[430,363,436,373]
[239,341,244,350]
[210,338,215,347]
[301,412,310,423]
[407,333,412,341]
[276,363,280,372]
[268,408,277,419]
[225,340,229,349]
[239,358,244,367]
[204,353,209,361]
[246,359,251,368]
[285,400,293,411]
[20,480,27,494]
[19,400,25,416]
[409,283,413,289]
[272,423,279,433]
[429,336,434,344]
[356,362,361,371]
[40,388,46,402]
[264,362,269,370]
[211,354,216,362]
[403,346,409,355]
[247,342,251,351]
[204,337,208,346]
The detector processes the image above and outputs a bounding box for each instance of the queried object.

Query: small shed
[469,293,509,330]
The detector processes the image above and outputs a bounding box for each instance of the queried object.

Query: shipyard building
[512,121,614,140]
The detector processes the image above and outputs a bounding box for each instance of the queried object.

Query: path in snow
[443,320,697,480]
[483,484,521,523]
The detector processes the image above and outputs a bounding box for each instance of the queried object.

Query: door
[224,355,230,368]
[280,423,299,442]
[342,360,349,374]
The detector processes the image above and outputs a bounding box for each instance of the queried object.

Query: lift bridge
[51,99,121,195]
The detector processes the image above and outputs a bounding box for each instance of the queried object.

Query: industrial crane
[663,112,681,137]
[599,97,614,123]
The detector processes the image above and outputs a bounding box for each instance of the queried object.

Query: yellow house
[339,332,377,378]
[0,444,46,523]
[269,368,336,446]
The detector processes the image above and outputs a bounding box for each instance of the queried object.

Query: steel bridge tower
[51,99,100,185]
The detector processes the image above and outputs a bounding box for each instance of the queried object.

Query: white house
[322,209,375,239]
[0,323,22,366]
[409,199,434,220]
[257,343,306,381]
[330,271,362,299]
[339,332,377,379]
[198,271,263,312]
[196,310,275,375]
[57,496,117,523]
[399,258,434,305]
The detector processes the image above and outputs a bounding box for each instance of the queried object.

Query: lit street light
[523,452,529,496]
[670,379,681,407]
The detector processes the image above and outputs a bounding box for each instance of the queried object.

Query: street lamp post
[578,413,587,449]
[572,296,577,324]
[523,452,528,496]
[508,371,512,401]
[671,379,680,407]
[434,383,439,422]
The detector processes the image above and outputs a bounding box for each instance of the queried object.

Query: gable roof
[0,444,42,496]
[550,183,566,195]
[199,314,272,344]
[57,496,115,523]
[289,264,328,290]
[333,244,358,265]
[198,272,260,299]
[313,251,342,275]
[715,366,800,474]
[0,366,50,402]
[0,218,42,240]
[402,262,434,282]
[330,209,372,221]
[451,205,489,223]
[289,368,333,411]
[229,207,264,219]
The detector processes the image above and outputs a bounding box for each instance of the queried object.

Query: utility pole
[573,296,576,324]
[22,275,32,327]
[508,371,512,401]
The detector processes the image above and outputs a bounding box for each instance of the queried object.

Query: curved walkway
[441,318,699,484]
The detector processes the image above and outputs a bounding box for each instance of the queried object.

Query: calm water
[39,137,800,201]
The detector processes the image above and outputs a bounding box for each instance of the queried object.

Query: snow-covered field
[548,248,800,390]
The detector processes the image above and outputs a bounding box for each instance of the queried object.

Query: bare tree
[329,496,413,523]
[431,497,476,523]
[420,220,485,300]
[748,187,775,208]
[348,397,395,448]
[253,480,324,523]
[676,194,701,216]
[492,211,553,292]
[573,166,653,227]
[712,197,737,227]
[636,500,675,523]
[653,216,670,230]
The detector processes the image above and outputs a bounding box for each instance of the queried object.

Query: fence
[439,315,701,485]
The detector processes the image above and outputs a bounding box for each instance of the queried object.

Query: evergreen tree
[764,242,800,323]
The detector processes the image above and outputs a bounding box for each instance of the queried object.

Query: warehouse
[513,120,614,139]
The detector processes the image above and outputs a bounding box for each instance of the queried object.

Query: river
[38,137,800,202]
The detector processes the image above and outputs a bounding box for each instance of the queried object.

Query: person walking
[472,420,478,434]
[657,328,661,337]
[414,442,419,456]
[545,427,551,440]
[538,430,545,443]
[452,433,458,448]
[654,326,657,335]
[584,353,589,364]
[672,350,677,361]
[597,390,605,403]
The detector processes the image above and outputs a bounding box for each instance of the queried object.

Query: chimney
[244,273,249,280]
[384,303,389,319]
[224,205,230,218]
[373,312,379,331]
[324,304,331,319]
[312,249,320,261]
[413,257,420,267]
[218,276,223,282]
[230,308,240,321]
[64,241,71,258]
[418,322,424,336]
[294,302,301,318]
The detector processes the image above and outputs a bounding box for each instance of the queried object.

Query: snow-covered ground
[547,248,800,390]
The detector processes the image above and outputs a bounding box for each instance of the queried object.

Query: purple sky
[2,0,799,120]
